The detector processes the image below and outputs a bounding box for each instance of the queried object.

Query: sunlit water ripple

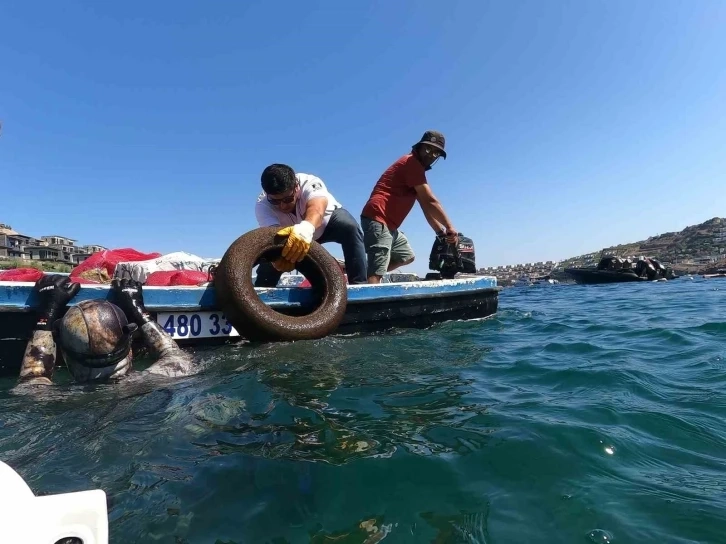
[1,278,724,543]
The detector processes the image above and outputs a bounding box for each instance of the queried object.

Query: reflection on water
[186,332,495,465]
[0,280,725,542]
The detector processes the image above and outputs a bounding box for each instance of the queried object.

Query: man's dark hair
[261,164,297,195]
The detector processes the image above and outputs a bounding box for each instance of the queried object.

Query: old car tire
[214,226,348,342]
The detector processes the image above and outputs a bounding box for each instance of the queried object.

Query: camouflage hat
[413,130,447,159]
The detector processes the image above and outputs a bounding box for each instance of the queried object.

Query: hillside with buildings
[5,216,725,279]
[478,217,726,284]
[0,223,106,271]
[553,217,726,275]
[477,261,559,286]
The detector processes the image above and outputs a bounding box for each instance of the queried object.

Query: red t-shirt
[361,153,427,230]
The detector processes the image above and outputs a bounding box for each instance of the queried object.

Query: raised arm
[414,184,458,244]
[302,196,328,231]
[18,275,80,386]
[111,279,195,378]
[277,175,330,263]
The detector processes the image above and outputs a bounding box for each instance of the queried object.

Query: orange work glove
[276,220,315,263]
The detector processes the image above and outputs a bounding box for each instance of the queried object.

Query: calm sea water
[1,278,725,543]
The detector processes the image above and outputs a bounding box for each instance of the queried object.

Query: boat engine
[428,233,477,279]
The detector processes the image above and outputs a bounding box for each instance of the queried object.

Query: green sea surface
[1,278,725,543]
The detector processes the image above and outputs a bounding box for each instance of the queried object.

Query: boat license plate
[155,311,240,340]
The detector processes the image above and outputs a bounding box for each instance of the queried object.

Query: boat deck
[0,276,500,373]
[0,275,497,312]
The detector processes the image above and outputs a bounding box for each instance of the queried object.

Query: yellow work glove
[272,257,296,272]
[276,220,315,263]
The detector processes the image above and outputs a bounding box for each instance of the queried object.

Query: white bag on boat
[0,460,109,544]
[113,251,217,283]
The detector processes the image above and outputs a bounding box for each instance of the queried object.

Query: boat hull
[564,268,648,284]
[0,276,499,374]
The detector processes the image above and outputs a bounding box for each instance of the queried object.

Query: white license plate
[156,311,240,340]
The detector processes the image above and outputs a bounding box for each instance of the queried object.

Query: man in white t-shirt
[254,163,367,287]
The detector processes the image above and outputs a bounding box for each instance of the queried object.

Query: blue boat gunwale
[0,275,499,313]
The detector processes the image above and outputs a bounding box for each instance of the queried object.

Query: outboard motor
[428,232,476,279]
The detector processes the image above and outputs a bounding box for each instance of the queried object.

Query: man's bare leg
[388,258,414,271]
[368,257,415,283]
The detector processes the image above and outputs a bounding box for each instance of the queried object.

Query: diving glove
[111,278,153,325]
[34,274,80,330]
[277,220,315,263]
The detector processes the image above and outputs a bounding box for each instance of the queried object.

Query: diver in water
[16,275,194,387]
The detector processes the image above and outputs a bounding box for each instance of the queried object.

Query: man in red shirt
[360,130,458,283]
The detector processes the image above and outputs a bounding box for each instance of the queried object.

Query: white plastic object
[0,460,109,544]
[113,251,216,283]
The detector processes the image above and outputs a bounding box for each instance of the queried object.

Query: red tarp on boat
[0,268,45,282]
[70,248,162,284]
[145,270,210,286]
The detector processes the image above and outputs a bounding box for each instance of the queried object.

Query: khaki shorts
[361,217,415,277]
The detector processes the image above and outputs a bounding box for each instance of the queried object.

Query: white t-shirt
[255,173,342,241]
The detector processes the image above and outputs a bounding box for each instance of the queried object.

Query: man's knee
[338,214,364,242]
[389,256,414,271]
[390,240,415,270]
[341,222,364,245]
[324,208,364,246]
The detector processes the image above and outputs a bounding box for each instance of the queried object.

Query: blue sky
[1,0,724,272]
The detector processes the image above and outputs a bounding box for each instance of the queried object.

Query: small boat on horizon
[703,268,726,279]
[565,256,674,285]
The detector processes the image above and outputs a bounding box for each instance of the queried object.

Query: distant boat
[703,268,726,279]
[513,275,532,287]
[565,256,674,284]
[565,267,649,284]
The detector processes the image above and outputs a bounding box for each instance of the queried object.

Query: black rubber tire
[214,226,348,342]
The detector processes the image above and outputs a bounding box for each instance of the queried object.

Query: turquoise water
[1,278,725,543]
